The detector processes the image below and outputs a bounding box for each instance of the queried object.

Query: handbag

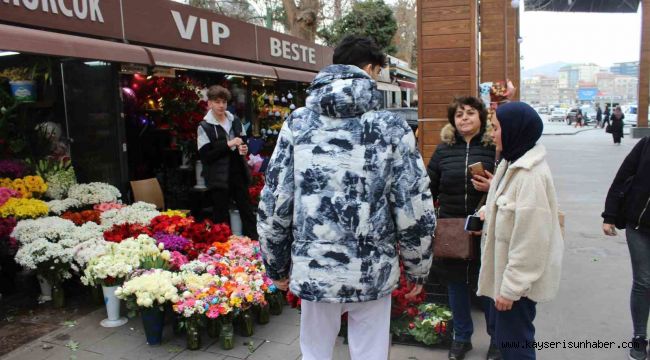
[606,124,613,133]
[433,195,486,260]
[615,176,634,230]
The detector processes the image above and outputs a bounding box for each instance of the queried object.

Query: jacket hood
[203,110,234,125]
[305,64,382,118]
[440,123,494,146]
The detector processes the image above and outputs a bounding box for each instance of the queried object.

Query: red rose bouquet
[103,223,153,243]
[61,210,101,226]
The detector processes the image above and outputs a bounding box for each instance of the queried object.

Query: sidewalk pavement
[0,304,487,360]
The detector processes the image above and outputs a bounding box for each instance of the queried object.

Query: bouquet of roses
[150,214,194,235]
[248,173,265,206]
[103,223,153,243]
[404,303,452,345]
[100,202,159,227]
[67,182,121,206]
[115,269,181,316]
[0,198,49,219]
[47,198,81,215]
[182,220,232,259]
[61,210,101,226]
[391,262,426,318]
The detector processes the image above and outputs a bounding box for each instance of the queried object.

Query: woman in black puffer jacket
[427,96,499,360]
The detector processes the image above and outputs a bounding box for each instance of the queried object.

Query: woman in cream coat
[477,102,564,360]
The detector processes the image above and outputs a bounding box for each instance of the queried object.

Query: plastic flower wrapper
[81,243,139,287]
[115,269,181,316]
[67,182,121,206]
[0,198,48,219]
[10,216,76,245]
[100,202,159,227]
[47,198,81,215]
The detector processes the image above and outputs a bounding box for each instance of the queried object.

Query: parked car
[537,106,549,114]
[565,108,591,125]
[622,105,638,127]
[550,109,567,122]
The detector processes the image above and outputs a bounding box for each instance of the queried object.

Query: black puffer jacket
[603,136,650,233]
[427,123,496,283]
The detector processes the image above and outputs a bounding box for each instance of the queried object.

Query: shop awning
[145,47,277,79]
[397,80,417,89]
[0,24,152,65]
[377,82,401,92]
[274,67,316,83]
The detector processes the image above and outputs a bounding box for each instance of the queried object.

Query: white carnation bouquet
[47,198,81,215]
[100,202,160,227]
[68,182,121,206]
[81,244,139,287]
[11,217,76,246]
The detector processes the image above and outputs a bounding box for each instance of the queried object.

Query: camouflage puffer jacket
[257,64,435,303]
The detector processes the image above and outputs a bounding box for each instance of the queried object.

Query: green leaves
[318,0,397,54]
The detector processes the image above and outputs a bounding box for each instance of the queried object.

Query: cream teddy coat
[477,144,564,303]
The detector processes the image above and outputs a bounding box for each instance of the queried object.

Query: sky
[520,4,642,70]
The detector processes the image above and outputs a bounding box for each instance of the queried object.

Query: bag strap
[475,194,487,212]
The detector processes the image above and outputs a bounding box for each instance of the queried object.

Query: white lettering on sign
[2,0,104,22]
[269,37,317,65]
[171,10,230,46]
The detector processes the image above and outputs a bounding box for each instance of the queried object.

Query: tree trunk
[282,0,320,41]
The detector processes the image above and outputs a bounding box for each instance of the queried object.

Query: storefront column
[417,0,478,164]
[633,0,650,137]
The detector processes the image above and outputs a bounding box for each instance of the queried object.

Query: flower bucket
[267,291,283,315]
[207,318,221,338]
[37,275,52,303]
[100,286,128,328]
[194,160,207,189]
[235,309,254,337]
[219,320,235,350]
[229,210,243,236]
[9,81,36,102]
[256,304,270,325]
[186,317,201,350]
[172,314,185,336]
[52,283,65,308]
[141,307,165,345]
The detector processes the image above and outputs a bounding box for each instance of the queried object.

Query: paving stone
[204,336,264,359]
[249,322,299,345]
[85,332,145,357]
[246,340,301,360]
[47,349,105,360]
[171,351,226,360]
[2,343,67,360]
[120,342,185,360]
[267,307,300,327]
[42,322,116,348]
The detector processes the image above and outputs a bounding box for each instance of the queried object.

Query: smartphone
[468,162,486,177]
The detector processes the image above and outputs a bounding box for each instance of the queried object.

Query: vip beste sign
[1,0,331,71]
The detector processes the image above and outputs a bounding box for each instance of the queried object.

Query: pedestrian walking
[596,104,603,128]
[257,35,435,360]
[477,102,564,360]
[609,105,625,145]
[602,136,650,360]
[574,108,584,128]
[427,96,501,360]
[603,104,611,129]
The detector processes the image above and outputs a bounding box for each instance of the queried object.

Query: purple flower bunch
[153,232,190,252]
[0,160,27,179]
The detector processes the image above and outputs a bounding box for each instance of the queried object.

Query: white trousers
[300,295,391,360]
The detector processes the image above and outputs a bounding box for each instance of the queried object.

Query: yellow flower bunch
[0,197,49,219]
[0,176,48,198]
[161,209,187,218]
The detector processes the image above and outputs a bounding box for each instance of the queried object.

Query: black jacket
[426,123,496,283]
[198,116,251,190]
[603,136,650,233]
